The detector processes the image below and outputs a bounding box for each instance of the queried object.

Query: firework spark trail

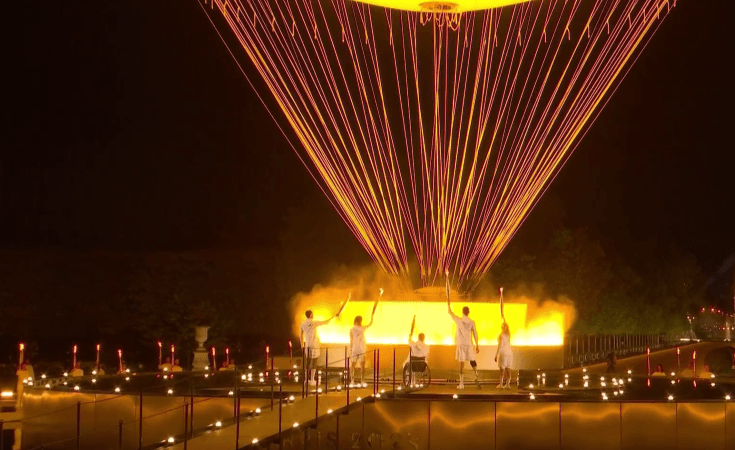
[203,0,672,292]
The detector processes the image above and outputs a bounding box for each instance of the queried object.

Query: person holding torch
[447,272,481,390]
[349,289,381,385]
[300,301,342,387]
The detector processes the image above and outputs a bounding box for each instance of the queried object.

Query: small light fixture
[115,387,121,393]
[357,396,362,402]
[671,380,675,385]
[670,372,675,377]
[397,386,402,391]
[529,384,534,388]
[627,369,632,374]
[337,385,342,391]
[41,374,47,379]
[252,438,258,444]
[725,395,731,401]
[327,408,333,414]
[92,379,97,384]
[63,381,68,386]
[92,370,97,375]
[167,389,173,395]
[45,384,51,389]
[558,383,563,389]
[63,372,68,377]
[248,364,253,369]
[601,382,606,387]
[582,368,587,373]
[215,421,222,427]
[627,378,632,382]
[584,381,589,388]
[293,422,299,428]
[167,437,175,443]
[452,394,458,399]
[289,395,295,402]
[73,386,80,391]
[255,408,261,415]
[564,374,569,378]
[529,393,535,400]
[241,375,247,380]
[125,377,130,381]
[376,393,381,398]
[668,395,674,401]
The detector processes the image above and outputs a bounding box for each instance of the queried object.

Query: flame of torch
[157,341,162,366]
[409,315,416,337]
[96,344,101,369]
[171,344,175,361]
[19,343,25,368]
[117,349,123,373]
[288,340,293,364]
[372,288,383,317]
[73,344,77,368]
[226,347,230,366]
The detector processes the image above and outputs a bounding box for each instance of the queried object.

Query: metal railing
[564,333,684,367]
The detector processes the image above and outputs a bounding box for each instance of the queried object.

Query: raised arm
[447,297,458,319]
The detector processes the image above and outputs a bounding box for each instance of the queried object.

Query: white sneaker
[496,383,504,389]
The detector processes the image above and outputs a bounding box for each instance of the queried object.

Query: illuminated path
[168,388,372,450]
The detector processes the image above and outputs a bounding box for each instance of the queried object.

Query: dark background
[2,0,733,364]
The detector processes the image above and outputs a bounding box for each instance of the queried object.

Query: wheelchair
[402,356,430,388]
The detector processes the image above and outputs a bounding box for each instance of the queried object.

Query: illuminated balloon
[202,0,673,291]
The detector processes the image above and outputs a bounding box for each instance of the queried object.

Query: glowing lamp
[293,422,299,428]
[215,421,223,427]
[167,437,175,444]
[667,395,674,401]
[115,387,121,393]
[252,438,258,444]
[352,1,530,13]
[327,409,333,414]
[73,386,80,391]
[529,393,535,400]
[452,394,458,399]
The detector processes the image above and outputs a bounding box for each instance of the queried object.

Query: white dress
[497,333,513,369]
[350,325,367,363]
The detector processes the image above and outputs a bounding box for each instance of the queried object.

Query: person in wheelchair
[403,331,430,387]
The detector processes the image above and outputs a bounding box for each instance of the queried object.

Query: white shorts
[456,345,476,362]
[306,347,321,359]
[351,354,365,365]
[498,352,513,370]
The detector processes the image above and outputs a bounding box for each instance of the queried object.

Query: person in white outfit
[404,332,430,387]
[349,313,375,385]
[447,298,481,389]
[494,322,513,389]
[300,310,335,386]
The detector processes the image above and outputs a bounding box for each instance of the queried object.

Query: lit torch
[288,340,293,364]
[409,315,416,338]
[18,343,25,369]
[73,344,77,369]
[372,288,383,318]
[646,347,650,375]
[676,346,680,367]
[117,349,123,374]
[225,347,230,367]
[157,341,162,367]
[336,292,351,317]
[499,287,505,322]
[96,344,101,371]
[265,345,270,370]
[170,344,175,362]
[211,346,216,369]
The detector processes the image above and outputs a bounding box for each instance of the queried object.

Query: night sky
[4,0,734,274]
